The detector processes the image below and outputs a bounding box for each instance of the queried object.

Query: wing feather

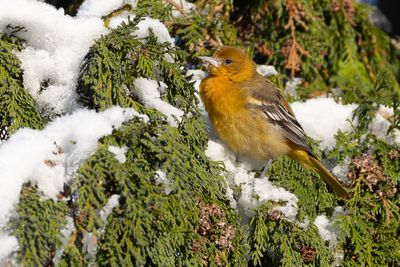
[243,76,316,157]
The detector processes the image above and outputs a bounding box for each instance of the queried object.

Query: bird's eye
[224,59,232,65]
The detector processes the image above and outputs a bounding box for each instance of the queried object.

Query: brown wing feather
[241,75,316,157]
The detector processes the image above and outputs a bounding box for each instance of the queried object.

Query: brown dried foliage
[331,0,356,26]
[296,241,316,263]
[347,154,384,192]
[44,143,64,168]
[348,153,398,224]
[281,0,310,76]
[388,150,400,161]
[197,200,235,251]
[164,0,188,17]
[194,200,235,265]
[267,208,281,222]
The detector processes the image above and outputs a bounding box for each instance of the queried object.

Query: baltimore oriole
[199,47,350,199]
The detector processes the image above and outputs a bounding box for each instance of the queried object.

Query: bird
[199,47,350,199]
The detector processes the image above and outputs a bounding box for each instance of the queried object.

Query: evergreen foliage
[0,33,43,141]
[77,17,197,118]
[353,70,400,133]
[231,0,400,102]
[68,19,245,265]
[249,203,331,266]
[248,143,337,266]
[328,131,400,266]
[69,120,245,266]
[10,184,68,266]
[1,0,400,266]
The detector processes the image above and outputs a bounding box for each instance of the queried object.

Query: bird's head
[199,47,256,82]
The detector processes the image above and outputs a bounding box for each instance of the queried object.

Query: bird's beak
[198,56,221,67]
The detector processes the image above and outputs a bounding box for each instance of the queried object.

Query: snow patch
[0,0,107,115]
[109,15,174,48]
[82,232,97,259]
[256,65,278,77]
[187,69,206,111]
[0,233,18,261]
[314,207,346,248]
[134,17,174,44]
[284,77,302,97]
[133,78,184,127]
[171,0,196,17]
[187,69,207,83]
[370,106,400,144]
[54,216,75,264]
[0,107,142,257]
[154,170,173,195]
[314,215,337,245]
[108,145,128,163]
[100,194,121,223]
[331,157,352,185]
[205,139,299,221]
[108,11,135,29]
[77,0,137,17]
[291,98,357,150]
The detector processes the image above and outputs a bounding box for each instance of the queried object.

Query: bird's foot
[260,159,273,177]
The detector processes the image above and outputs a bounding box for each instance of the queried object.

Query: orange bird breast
[200,76,290,162]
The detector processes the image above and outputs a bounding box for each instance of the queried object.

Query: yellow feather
[199,47,350,199]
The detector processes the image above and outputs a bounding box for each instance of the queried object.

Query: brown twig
[382,199,392,225]
[164,0,188,17]
[332,0,356,26]
[281,0,310,76]
[102,4,132,28]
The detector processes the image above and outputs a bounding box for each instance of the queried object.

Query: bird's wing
[243,77,316,157]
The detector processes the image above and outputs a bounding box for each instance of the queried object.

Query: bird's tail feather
[289,149,350,199]
[309,156,350,199]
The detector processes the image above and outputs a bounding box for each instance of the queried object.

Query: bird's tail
[289,149,350,199]
[309,156,350,199]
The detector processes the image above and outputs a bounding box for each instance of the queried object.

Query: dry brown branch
[348,153,398,225]
[102,4,132,28]
[331,0,355,26]
[164,0,188,17]
[281,0,310,76]
[256,42,273,57]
